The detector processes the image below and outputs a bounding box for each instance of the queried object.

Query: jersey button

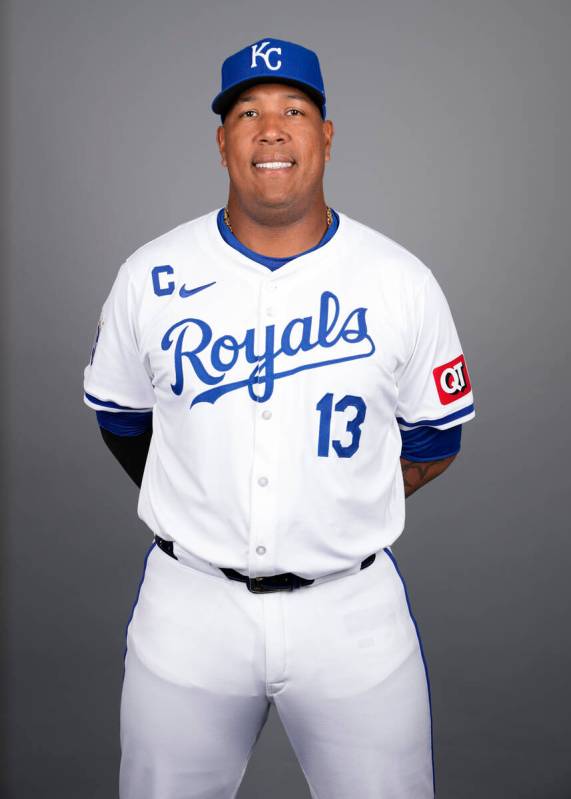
[256,545,266,555]
[257,476,269,487]
[265,306,274,317]
[261,410,272,420]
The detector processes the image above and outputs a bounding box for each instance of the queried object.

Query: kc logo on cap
[211,37,326,119]
[250,41,282,71]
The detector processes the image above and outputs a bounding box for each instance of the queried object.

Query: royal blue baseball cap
[212,38,326,120]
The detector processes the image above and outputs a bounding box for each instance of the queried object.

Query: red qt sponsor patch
[433,354,471,405]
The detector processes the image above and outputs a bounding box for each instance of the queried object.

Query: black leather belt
[155,535,177,559]
[155,535,376,594]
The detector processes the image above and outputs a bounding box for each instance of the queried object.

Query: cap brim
[212,76,325,118]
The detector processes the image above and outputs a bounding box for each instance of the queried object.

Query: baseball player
[84,38,475,799]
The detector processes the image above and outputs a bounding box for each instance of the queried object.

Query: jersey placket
[247,277,281,577]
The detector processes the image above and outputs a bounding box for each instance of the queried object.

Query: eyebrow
[235,92,310,104]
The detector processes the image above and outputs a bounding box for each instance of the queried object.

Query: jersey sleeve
[83,261,156,413]
[395,269,475,431]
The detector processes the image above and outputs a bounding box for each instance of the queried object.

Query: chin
[255,193,297,211]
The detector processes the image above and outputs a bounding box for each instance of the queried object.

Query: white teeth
[255,161,293,169]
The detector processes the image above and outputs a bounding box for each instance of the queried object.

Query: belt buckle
[247,574,295,594]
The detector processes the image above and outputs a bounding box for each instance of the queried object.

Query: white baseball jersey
[84,209,475,579]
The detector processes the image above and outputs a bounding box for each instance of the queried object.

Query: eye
[240,109,258,118]
[286,108,304,116]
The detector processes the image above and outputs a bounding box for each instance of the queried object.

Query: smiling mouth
[253,161,295,170]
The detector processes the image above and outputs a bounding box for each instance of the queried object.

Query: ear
[216,125,227,167]
[323,119,334,162]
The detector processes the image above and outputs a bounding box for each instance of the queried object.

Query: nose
[256,113,289,144]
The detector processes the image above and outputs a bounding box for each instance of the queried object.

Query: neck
[225,194,330,258]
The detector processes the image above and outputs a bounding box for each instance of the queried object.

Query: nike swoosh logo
[179,280,217,298]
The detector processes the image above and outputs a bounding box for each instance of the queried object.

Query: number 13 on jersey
[316,393,367,458]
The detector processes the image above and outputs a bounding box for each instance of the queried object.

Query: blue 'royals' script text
[160,290,375,407]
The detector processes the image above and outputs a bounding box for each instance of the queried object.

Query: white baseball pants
[119,542,434,798]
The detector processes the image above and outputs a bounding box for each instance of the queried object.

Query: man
[84,37,475,799]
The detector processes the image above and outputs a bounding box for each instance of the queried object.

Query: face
[216,83,334,217]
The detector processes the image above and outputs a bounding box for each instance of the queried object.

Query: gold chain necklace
[223,205,333,234]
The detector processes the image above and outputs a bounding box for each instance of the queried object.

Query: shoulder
[337,212,432,291]
[122,209,219,280]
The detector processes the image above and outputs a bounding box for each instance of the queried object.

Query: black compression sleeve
[99,427,152,488]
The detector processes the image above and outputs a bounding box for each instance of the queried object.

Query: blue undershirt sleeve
[96,410,153,436]
[400,424,462,462]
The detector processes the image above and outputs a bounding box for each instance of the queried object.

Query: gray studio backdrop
[4,1,571,797]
